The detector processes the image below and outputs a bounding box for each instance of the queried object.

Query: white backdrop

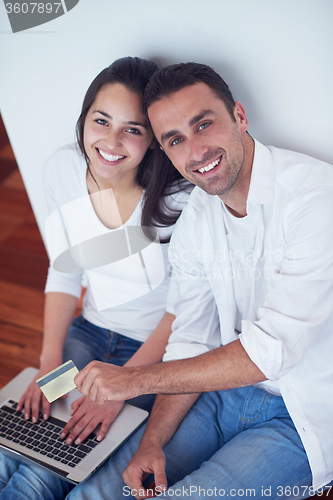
[0,0,332,244]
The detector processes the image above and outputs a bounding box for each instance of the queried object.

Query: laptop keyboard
[0,400,98,468]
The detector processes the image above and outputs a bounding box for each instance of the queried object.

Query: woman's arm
[125,312,175,368]
[17,292,78,422]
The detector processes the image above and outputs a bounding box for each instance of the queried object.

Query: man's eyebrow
[160,110,214,145]
[92,111,147,128]
[161,129,180,145]
[189,109,214,127]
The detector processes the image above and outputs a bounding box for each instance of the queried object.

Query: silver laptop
[0,367,148,484]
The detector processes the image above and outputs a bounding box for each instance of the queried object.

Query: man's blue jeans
[0,316,154,499]
[66,386,314,500]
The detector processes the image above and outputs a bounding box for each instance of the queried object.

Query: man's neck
[219,134,255,218]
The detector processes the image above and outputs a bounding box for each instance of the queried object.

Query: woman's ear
[149,137,158,149]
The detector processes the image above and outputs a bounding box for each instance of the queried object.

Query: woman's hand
[17,360,63,422]
[59,395,125,444]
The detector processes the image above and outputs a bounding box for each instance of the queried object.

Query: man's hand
[123,440,168,500]
[74,361,142,404]
[17,361,63,422]
[59,395,124,444]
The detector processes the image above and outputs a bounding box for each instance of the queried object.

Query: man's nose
[187,136,209,164]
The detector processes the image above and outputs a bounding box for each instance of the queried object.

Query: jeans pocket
[239,386,270,431]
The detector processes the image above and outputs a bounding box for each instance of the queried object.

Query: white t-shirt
[222,202,280,396]
[44,144,188,342]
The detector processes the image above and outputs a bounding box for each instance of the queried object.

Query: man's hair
[144,62,236,120]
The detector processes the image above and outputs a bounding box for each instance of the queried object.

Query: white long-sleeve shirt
[43,144,188,341]
[165,140,333,489]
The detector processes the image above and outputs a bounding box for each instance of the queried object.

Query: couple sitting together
[0,56,332,500]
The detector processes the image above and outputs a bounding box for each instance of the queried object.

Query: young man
[69,63,333,499]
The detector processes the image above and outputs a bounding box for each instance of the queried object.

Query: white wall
[0,0,332,244]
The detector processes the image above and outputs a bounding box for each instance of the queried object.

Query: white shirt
[165,140,333,489]
[221,202,280,396]
[43,144,188,342]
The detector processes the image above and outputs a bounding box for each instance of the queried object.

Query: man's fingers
[154,469,168,493]
[124,469,148,500]
[74,360,100,391]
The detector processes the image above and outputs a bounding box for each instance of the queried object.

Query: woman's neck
[86,169,143,229]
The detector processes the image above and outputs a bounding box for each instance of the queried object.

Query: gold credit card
[36,360,79,403]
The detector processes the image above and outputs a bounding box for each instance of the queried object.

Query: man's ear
[234,101,249,133]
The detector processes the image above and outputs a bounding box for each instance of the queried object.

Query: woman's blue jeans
[0,316,155,499]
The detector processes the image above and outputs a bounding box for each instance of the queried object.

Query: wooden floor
[0,115,48,389]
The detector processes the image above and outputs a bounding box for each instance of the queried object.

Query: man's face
[148,82,249,197]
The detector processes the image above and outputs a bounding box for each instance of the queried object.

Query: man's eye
[198,122,210,131]
[170,137,182,146]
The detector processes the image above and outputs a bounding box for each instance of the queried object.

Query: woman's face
[83,83,153,185]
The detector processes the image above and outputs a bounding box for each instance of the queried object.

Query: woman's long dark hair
[76,56,188,242]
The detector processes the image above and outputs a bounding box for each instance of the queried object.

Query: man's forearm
[134,339,266,396]
[75,339,267,405]
[141,393,201,449]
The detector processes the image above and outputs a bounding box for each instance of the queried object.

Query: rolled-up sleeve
[240,186,333,380]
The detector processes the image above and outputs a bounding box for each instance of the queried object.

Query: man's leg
[158,387,312,500]
[66,387,228,499]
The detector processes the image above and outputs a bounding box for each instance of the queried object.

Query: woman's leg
[62,316,111,370]
[0,453,73,500]
[63,317,156,411]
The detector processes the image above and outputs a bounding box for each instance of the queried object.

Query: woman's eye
[95,118,107,126]
[127,128,141,135]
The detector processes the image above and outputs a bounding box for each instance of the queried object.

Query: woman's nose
[105,128,122,149]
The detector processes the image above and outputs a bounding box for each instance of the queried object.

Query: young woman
[0,57,190,500]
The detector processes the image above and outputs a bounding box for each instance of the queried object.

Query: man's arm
[74,339,266,404]
[123,393,200,500]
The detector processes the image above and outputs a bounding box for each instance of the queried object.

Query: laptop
[0,367,148,484]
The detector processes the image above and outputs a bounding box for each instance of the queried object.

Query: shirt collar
[247,139,275,206]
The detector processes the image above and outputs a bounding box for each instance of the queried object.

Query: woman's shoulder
[43,143,87,207]
[44,143,86,179]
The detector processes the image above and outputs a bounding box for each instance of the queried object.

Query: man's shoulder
[267,145,333,195]
[183,186,218,220]
[171,186,219,245]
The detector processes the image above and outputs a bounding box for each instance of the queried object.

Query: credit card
[36,360,79,403]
